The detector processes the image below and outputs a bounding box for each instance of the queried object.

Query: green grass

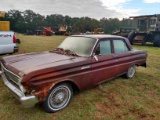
[0,34,160,120]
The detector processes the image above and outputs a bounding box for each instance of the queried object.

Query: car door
[112,39,134,76]
[91,39,117,85]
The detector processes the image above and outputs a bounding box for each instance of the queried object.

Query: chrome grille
[1,64,21,84]
[0,63,26,92]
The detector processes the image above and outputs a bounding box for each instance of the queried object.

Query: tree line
[0,10,134,34]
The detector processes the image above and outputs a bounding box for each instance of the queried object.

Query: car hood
[1,51,81,76]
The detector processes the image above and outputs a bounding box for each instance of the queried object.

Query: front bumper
[0,70,38,108]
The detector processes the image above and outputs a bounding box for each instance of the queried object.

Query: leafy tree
[23,10,45,31]
[5,10,25,32]
[72,17,100,33]
[2,9,134,34]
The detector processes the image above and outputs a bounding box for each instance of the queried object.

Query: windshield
[58,36,97,56]
[137,19,147,31]
[150,18,156,25]
[149,18,157,31]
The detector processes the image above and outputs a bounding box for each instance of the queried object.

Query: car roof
[71,34,126,39]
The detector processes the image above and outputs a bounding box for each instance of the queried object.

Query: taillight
[13,35,16,43]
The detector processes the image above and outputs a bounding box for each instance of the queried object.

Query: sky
[0,0,160,19]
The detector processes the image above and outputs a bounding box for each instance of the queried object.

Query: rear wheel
[126,65,136,78]
[153,36,160,47]
[43,83,73,113]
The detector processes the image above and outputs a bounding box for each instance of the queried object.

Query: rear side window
[113,40,129,53]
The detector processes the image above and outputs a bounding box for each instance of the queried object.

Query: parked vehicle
[0,35,147,112]
[128,14,160,47]
[55,25,68,35]
[43,27,53,36]
[0,11,20,54]
[93,28,104,34]
[0,31,19,54]
[112,27,135,37]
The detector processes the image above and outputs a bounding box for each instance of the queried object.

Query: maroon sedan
[0,35,147,112]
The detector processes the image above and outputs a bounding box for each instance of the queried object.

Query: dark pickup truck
[0,35,147,112]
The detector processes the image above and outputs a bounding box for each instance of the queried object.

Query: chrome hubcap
[55,92,65,103]
[128,66,135,77]
[48,86,71,110]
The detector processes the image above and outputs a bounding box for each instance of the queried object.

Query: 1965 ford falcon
[0,35,147,112]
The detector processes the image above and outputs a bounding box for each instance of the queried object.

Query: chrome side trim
[94,56,99,61]
[90,38,99,56]
[0,71,3,75]
[81,65,91,70]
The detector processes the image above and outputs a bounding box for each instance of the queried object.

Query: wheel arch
[34,80,80,103]
[53,80,80,93]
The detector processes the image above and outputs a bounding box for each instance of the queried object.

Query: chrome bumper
[0,71,38,108]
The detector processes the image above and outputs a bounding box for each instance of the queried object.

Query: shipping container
[0,21,10,31]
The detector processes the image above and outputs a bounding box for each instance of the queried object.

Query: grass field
[0,34,160,120]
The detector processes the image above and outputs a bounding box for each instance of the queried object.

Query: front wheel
[43,83,73,113]
[128,31,135,45]
[126,65,136,78]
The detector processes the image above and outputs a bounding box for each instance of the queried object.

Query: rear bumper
[0,70,38,108]
[13,46,19,53]
[0,44,18,54]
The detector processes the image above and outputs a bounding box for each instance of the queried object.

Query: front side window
[113,40,129,53]
[95,40,111,55]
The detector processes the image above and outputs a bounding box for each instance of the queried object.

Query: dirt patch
[95,102,112,119]
[94,86,122,119]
